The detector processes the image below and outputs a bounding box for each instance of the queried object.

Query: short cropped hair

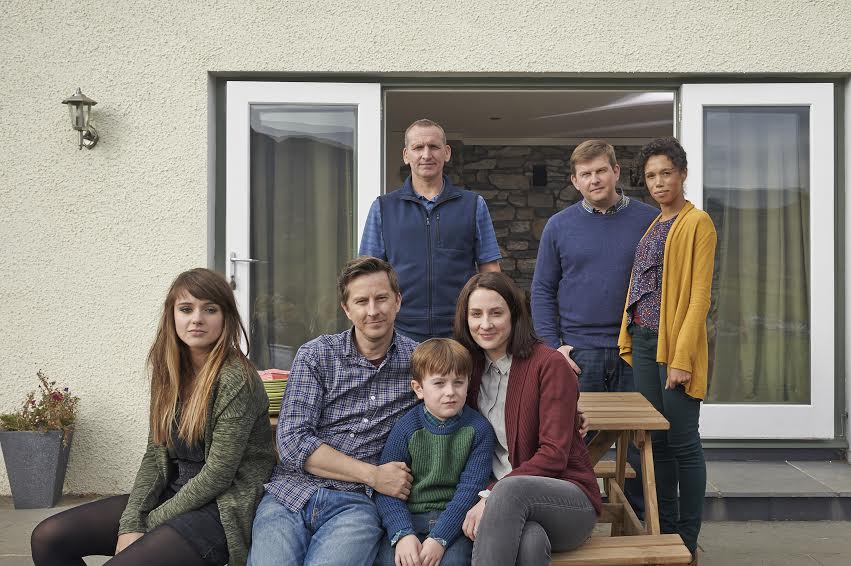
[338,256,401,304]
[404,118,447,147]
[637,137,688,180]
[569,140,618,176]
[410,338,472,384]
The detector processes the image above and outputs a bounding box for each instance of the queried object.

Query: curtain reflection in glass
[704,107,810,404]
[249,105,356,370]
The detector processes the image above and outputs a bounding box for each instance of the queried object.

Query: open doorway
[384,89,675,289]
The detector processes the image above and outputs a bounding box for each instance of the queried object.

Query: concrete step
[703,460,851,521]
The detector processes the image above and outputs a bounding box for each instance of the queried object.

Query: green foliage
[0,371,79,432]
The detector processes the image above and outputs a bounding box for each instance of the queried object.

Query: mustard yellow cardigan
[618,201,717,400]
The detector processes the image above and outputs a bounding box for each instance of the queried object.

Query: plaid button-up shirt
[266,328,419,511]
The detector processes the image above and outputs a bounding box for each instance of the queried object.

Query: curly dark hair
[637,137,688,185]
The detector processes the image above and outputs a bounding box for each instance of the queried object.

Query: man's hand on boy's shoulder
[395,534,423,566]
[419,537,445,566]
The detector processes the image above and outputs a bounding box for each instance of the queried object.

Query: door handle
[229,252,261,290]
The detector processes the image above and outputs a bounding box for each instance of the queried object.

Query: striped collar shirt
[581,193,630,215]
[266,328,419,511]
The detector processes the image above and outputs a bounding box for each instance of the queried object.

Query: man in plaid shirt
[248,257,420,566]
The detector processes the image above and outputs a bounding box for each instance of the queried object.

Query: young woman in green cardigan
[618,137,717,565]
[31,268,276,566]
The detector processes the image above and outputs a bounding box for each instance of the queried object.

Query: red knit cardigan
[467,342,602,515]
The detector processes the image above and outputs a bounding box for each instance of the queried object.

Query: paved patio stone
[706,461,836,497]
[789,461,851,496]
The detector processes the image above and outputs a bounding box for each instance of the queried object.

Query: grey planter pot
[0,429,73,509]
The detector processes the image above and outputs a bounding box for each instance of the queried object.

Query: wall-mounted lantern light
[61,88,99,150]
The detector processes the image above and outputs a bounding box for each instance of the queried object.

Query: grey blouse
[479,354,513,480]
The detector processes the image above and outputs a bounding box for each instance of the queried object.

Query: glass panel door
[226,82,381,370]
[680,83,834,439]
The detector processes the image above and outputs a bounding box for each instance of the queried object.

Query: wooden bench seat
[593,460,636,479]
[551,534,692,565]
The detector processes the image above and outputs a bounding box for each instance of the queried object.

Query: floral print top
[626,216,677,331]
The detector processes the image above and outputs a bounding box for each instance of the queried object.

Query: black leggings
[30,495,210,566]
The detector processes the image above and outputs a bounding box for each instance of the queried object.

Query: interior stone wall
[401,142,658,290]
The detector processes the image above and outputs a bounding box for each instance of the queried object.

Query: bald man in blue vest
[359,119,502,342]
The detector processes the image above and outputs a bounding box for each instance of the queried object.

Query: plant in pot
[0,371,79,508]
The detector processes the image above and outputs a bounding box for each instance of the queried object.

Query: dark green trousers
[630,325,705,554]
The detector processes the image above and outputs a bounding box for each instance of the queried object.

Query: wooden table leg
[635,430,660,535]
[586,430,619,465]
[615,431,628,489]
[608,481,643,536]
[610,431,629,536]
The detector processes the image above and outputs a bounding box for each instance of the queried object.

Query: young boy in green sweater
[375,338,494,566]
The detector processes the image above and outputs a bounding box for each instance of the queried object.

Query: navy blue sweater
[531,200,658,349]
[375,404,493,546]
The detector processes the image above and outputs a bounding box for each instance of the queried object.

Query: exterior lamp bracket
[62,88,99,150]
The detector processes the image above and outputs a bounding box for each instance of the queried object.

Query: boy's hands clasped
[394,534,445,566]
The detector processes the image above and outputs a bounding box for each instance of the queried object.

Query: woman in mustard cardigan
[618,137,716,564]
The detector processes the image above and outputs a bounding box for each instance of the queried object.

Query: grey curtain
[704,107,810,404]
[249,130,355,370]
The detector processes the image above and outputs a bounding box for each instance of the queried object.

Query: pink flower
[51,392,64,402]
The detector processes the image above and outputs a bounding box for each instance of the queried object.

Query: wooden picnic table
[578,391,670,537]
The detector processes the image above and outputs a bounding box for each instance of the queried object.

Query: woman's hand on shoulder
[462,498,487,541]
[666,367,692,390]
[576,407,590,438]
[115,532,144,554]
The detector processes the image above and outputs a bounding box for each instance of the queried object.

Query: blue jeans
[569,347,645,517]
[248,489,384,566]
[630,325,705,554]
[374,510,473,566]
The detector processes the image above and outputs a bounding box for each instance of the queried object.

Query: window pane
[704,106,810,404]
[249,104,356,370]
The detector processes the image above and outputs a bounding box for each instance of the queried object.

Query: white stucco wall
[1,0,850,495]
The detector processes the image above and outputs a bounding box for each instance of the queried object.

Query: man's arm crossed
[530,218,563,349]
[277,341,412,496]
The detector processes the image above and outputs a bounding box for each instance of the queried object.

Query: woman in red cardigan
[454,272,601,566]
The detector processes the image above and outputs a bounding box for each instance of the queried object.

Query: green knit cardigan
[118,360,276,566]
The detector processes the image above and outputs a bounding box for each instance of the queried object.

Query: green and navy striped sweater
[375,404,494,546]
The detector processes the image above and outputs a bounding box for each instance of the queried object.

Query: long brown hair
[147,268,251,446]
[453,272,540,360]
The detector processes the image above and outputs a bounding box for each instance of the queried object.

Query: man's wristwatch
[478,489,491,499]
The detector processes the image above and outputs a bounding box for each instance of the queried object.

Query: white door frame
[681,82,835,439]
[225,81,382,329]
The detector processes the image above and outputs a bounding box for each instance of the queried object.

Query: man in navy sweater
[359,119,501,342]
[530,139,657,514]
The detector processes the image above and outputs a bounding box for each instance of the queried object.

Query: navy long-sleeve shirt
[531,200,657,349]
[375,404,493,547]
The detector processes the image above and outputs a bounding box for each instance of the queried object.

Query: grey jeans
[472,476,597,566]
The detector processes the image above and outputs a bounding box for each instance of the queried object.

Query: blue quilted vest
[379,175,478,338]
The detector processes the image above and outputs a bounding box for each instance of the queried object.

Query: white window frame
[225,81,381,328]
[680,82,835,439]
